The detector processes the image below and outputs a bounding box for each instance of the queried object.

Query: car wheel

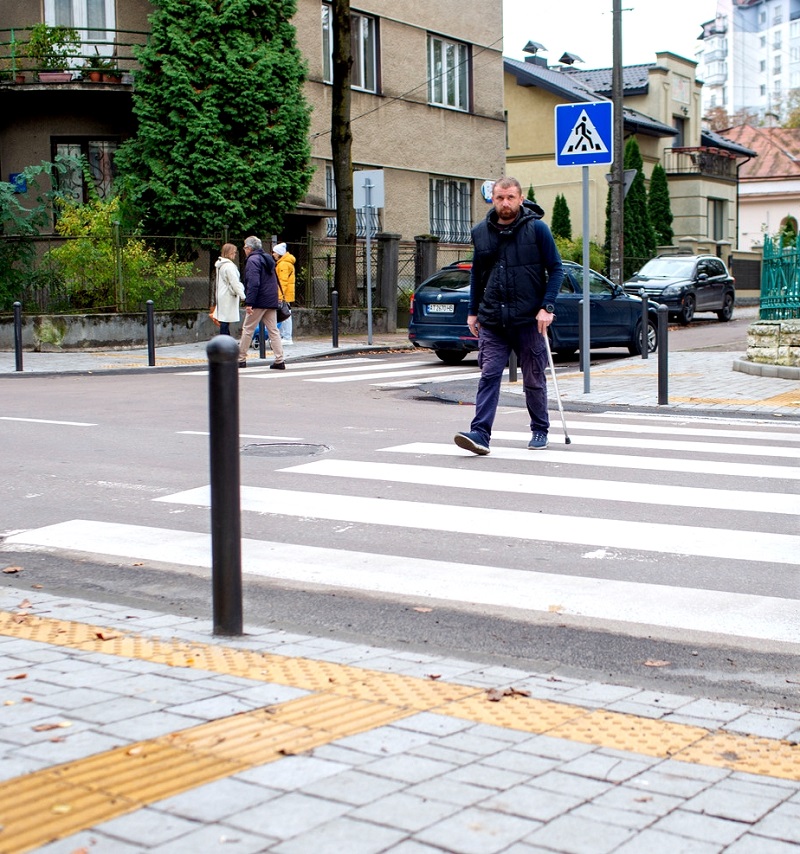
[435,350,467,365]
[716,292,734,322]
[628,318,658,355]
[678,293,696,325]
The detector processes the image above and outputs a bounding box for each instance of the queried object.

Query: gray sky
[502,0,720,69]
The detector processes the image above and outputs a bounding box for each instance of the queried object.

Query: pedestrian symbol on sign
[561,109,609,156]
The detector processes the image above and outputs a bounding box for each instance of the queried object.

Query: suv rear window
[419,270,470,292]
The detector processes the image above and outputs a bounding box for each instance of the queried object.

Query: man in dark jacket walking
[237,235,285,369]
[454,177,563,455]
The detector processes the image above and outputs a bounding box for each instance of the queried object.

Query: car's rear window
[419,271,470,292]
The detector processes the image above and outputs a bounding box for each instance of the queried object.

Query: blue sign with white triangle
[555,102,613,167]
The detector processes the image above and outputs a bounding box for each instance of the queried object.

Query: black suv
[623,254,735,324]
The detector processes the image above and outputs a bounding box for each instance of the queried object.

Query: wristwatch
[544,303,555,314]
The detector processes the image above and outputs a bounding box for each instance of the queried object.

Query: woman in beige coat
[213,243,246,336]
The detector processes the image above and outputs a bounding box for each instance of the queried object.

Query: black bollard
[508,350,518,383]
[657,304,669,405]
[146,300,155,366]
[331,289,339,348]
[639,289,649,360]
[207,335,243,636]
[258,320,266,359]
[13,301,22,372]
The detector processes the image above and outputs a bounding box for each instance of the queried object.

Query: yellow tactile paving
[671,389,800,407]
[1,609,799,853]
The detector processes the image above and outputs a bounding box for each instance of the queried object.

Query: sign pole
[581,165,591,392]
[365,178,373,345]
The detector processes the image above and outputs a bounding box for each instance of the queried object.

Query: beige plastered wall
[295,0,506,241]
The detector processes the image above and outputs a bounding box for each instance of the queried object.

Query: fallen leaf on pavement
[33,722,72,732]
[413,607,433,613]
[94,630,120,641]
[18,599,31,608]
[486,686,532,702]
[426,674,442,680]
[643,660,671,667]
[2,566,22,574]
[548,604,564,613]
[7,673,27,680]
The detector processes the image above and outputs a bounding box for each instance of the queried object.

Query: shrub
[44,196,193,311]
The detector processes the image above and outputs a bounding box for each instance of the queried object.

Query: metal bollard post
[258,321,266,359]
[508,350,518,383]
[146,300,155,366]
[13,301,23,372]
[207,335,243,636]
[657,304,669,405]
[331,289,339,348]
[639,288,649,360]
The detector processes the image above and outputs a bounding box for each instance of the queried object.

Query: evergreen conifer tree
[527,184,536,202]
[648,163,674,246]
[622,137,656,278]
[551,193,572,240]
[115,0,313,236]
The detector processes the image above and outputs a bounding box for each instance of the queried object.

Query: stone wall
[0,308,387,351]
[746,320,800,367]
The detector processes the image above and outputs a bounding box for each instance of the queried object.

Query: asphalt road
[1,311,798,712]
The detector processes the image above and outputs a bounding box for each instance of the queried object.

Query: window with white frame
[429,177,471,243]
[47,0,114,37]
[427,35,470,111]
[322,3,378,93]
[707,198,725,241]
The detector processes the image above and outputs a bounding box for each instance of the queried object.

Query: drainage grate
[241,442,330,458]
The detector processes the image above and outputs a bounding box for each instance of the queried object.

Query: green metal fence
[761,236,800,320]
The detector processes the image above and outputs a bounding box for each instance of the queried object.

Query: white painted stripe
[492,430,799,460]
[280,459,799,516]
[0,417,96,427]
[572,411,798,428]
[387,443,800,481]
[513,419,800,444]
[376,371,481,388]
[181,357,378,377]
[248,360,429,379]
[156,485,800,565]
[308,367,476,383]
[6,519,798,644]
[178,431,305,441]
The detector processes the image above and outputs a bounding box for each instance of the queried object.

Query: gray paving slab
[414,805,542,854]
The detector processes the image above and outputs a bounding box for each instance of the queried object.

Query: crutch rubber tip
[565,437,572,444]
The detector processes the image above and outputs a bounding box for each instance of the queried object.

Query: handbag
[209,306,220,326]
[276,282,291,322]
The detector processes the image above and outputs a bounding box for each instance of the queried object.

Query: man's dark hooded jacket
[243,248,279,309]
[469,203,564,330]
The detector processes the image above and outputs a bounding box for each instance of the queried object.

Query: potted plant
[25,23,80,82]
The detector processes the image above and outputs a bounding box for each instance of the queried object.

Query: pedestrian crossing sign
[555,102,613,167]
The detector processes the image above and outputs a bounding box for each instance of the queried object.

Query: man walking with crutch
[454,177,564,456]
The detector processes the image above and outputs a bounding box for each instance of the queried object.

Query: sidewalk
[2,585,799,853]
[2,330,799,418]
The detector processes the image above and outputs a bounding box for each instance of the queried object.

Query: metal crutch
[543,332,571,445]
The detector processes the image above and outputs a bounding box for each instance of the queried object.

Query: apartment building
[699,0,800,123]
[0,1,505,245]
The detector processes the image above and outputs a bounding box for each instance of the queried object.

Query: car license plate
[427,304,455,314]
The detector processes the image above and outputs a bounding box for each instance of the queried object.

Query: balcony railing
[662,146,739,180]
[0,27,146,84]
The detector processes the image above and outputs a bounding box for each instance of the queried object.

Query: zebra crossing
[185,355,481,387]
[4,412,799,645]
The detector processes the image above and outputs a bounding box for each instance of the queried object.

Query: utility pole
[609,0,624,285]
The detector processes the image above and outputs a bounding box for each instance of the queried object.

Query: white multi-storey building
[699,0,800,123]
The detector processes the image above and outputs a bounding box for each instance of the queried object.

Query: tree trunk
[331,0,358,306]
